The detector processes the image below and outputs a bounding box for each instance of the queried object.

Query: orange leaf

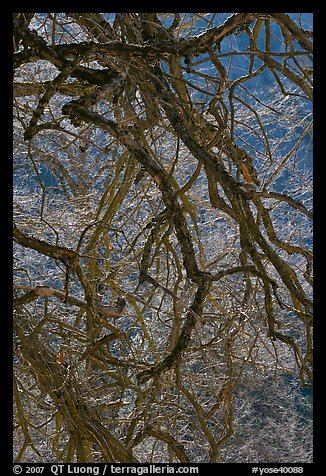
[241,164,254,183]
[56,351,64,365]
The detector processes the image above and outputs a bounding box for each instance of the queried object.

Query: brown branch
[13,224,78,264]
[66,13,116,43]
[267,13,313,54]
[136,278,211,384]
[253,49,312,99]
[146,425,190,463]
[181,13,256,52]
[13,19,120,86]
[246,190,313,219]
[14,81,97,98]
[13,286,126,318]
[13,13,35,50]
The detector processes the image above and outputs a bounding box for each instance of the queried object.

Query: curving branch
[246,189,313,219]
[136,278,211,384]
[14,286,126,318]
